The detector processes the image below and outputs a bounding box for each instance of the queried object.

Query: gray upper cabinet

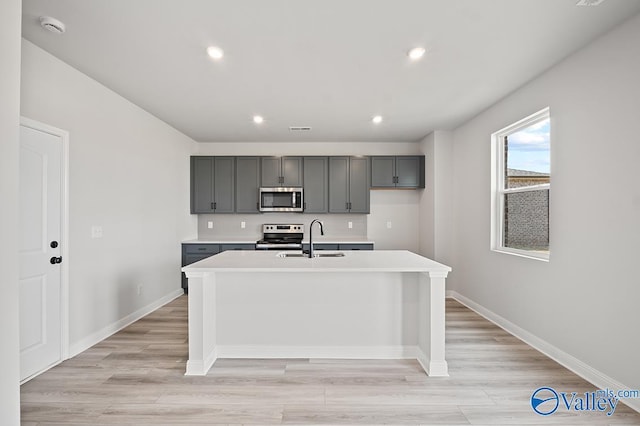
[371,155,425,188]
[303,157,328,213]
[191,156,235,214]
[261,156,303,187]
[328,156,370,213]
[235,157,261,213]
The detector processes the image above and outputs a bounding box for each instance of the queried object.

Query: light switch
[386,221,392,229]
[91,225,103,238]
[207,221,213,229]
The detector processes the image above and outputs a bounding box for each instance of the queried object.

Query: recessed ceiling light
[372,115,383,124]
[408,47,426,61]
[206,46,224,60]
[253,115,264,124]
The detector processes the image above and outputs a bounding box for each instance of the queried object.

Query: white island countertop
[183,249,452,377]
[182,249,450,274]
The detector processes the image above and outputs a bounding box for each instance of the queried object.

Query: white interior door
[19,121,65,381]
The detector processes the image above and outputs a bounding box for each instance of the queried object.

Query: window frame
[491,107,550,262]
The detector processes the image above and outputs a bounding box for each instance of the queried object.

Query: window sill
[491,247,550,262]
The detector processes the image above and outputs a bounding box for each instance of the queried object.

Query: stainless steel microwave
[259,187,304,212]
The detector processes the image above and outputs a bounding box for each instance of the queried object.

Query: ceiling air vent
[576,0,605,6]
[289,126,312,132]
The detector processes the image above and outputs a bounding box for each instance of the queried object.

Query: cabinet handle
[211,202,214,210]
[345,202,349,210]
[256,202,260,210]
[213,202,217,210]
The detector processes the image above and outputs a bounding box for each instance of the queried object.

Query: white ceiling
[21,0,640,143]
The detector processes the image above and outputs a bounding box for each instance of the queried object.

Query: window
[491,108,550,260]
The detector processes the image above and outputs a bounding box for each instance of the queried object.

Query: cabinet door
[328,157,350,213]
[219,243,255,251]
[348,157,370,213]
[282,157,303,187]
[236,157,260,213]
[396,156,424,188]
[261,157,282,187]
[303,157,328,213]
[191,157,215,213]
[213,157,235,213]
[370,156,395,187]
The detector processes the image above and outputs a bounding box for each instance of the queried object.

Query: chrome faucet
[308,219,324,258]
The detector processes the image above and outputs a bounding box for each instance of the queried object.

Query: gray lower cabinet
[302,243,373,251]
[303,157,328,213]
[181,243,255,292]
[371,155,425,188]
[219,243,256,251]
[328,156,370,213]
[191,156,235,213]
[181,244,221,291]
[235,157,261,213]
[302,243,339,251]
[261,156,303,187]
[338,243,374,250]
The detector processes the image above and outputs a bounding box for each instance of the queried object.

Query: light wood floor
[20,296,640,425]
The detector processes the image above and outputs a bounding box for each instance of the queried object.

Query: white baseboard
[69,289,183,357]
[215,345,420,360]
[447,290,640,414]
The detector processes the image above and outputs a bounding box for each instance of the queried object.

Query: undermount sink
[316,252,345,257]
[276,252,345,258]
[276,252,306,258]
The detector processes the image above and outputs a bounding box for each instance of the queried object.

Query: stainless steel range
[255,224,304,250]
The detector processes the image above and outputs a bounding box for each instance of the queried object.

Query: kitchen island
[182,250,451,376]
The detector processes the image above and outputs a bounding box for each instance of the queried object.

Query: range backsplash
[197,213,367,241]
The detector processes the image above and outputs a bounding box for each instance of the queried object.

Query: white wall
[449,13,640,390]
[418,130,454,262]
[197,141,424,251]
[20,40,198,354]
[0,0,22,423]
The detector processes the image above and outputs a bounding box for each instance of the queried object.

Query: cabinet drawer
[184,244,220,254]
[339,243,374,250]
[220,243,255,251]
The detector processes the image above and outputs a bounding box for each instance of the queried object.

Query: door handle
[50,241,59,248]
[50,256,62,265]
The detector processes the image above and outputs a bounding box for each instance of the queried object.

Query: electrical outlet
[348,221,353,229]
[241,221,246,229]
[386,221,392,229]
[207,221,213,229]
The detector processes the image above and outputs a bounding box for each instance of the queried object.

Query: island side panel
[185,271,218,375]
[213,271,419,357]
[417,271,449,376]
